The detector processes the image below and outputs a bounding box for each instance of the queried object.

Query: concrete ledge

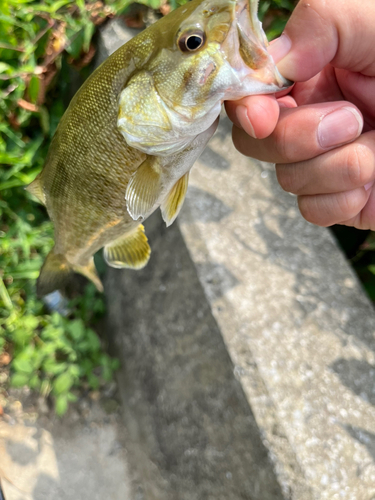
[179,117,375,499]
[104,18,375,499]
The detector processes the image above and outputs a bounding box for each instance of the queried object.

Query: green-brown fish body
[28,0,290,295]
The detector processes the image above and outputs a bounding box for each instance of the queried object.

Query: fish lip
[273,68,294,90]
[234,0,293,91]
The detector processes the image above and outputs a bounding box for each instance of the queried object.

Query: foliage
[0,0,126,416]
[259,0,297,40]
[2,285,119,416]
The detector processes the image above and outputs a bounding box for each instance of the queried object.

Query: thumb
[269,0,375,82]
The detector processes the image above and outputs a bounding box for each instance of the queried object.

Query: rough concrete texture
[0,399,133,500]
[178,116,375,499]
[100,18,375,500]
[106,212,288,500]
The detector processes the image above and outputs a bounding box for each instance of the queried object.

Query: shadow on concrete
[196,262,240,302]
[342,423,375,462]
[105,211,285,500]
[330,358,375,406]
[199,146,231,171]
[185,186,233,223]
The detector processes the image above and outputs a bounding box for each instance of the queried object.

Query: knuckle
[276,164,294,193]
[298,196,323,225]
[274,123,297,163]
[276,163,305,195]
[345,144,375,187]
[337,190,364,219]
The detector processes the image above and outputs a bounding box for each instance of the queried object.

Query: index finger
[225,94,280,139]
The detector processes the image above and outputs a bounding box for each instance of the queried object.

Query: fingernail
[318,107,363,149]
[365,181,374,191]
[269,33,292,64]
[236,105,257,138]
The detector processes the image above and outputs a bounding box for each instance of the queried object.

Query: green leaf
[68,364,80,378]
[0,62,12,74]
[0,277,12,310]
[13,357,34,374]
[67,319,85,341]
[148,0,161,9]
[22,314,39,331]
[65,29,84,59]
[11,372,30,387]
[28,75,40,104]
[29,373,40,389]
[53,371,73,395]
[39,106,49,135]
[111,358,120,371]
[83,22,95,53]
[43,358,68,376]
[66,391,78,402]
[55,394,68,416]
[86,328,101,351]
[87,373,99,390]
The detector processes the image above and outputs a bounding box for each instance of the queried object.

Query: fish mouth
[234,0,292,91]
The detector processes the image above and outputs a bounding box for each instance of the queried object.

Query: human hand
[226,0,375,230]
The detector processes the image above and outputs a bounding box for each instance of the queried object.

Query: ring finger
[276,132,375,195]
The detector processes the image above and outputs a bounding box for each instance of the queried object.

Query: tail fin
[37,251,72,298]
[37,250,103,297]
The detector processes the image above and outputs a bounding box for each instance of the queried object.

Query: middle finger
[232,102,363,164]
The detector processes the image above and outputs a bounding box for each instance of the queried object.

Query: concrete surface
[179,117,375,499]
[0,396,134,500]
[105,211,290,500]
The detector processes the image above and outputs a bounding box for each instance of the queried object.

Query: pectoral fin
[104,224,151,270]
[125,158,162,221]
[161,172,189,227]
[26,175,46,205]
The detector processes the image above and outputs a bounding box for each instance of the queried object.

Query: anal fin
[26,175,46,205]
[104,224,151,270]
[125,158,162,220]
[161,172,189,227]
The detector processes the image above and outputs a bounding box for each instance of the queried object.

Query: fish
[27,0,291,296]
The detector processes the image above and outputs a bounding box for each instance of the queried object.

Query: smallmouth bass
[27,0,291,295]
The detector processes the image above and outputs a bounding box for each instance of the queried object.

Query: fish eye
[178,30,206,53]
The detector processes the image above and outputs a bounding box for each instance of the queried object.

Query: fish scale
[27,0,291,296]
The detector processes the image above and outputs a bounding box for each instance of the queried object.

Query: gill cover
[117,0,291,156]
